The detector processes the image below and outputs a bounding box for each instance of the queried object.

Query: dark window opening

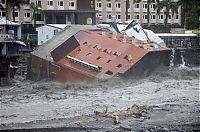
[113,51,121,56]
[124,55,129,60]
[105,70,113,75]
[106,60,111,63]
[77,49,81,53]
[86,53,92,56]
[93,45,98,48]
[124,55,132,61]
[83,41,87,45]
[117,64,122,68]
[104,49,108,53]
[96,56,102,60]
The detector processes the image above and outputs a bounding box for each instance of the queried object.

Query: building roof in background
[157,33,198,37]
[32,25,99,59]
[47,24,68,30]
[36,24,68,30]
[0,17,19,26]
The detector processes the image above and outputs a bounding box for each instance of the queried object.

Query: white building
[36,24,67,45]
[95,0,181,25]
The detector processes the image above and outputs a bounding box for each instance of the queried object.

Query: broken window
[105,70,113,75]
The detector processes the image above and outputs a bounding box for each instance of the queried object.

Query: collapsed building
[29,22,171,82]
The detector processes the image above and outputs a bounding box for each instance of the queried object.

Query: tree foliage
[30,2,42,27]
[177,0,200,29]
[6,0,24,22]
[155,0,178,26]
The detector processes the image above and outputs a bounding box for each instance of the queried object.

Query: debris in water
[94,104,150,123]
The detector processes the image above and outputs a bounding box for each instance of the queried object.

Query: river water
[0,61,199,131]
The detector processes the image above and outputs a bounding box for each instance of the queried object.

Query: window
[107,60,111,63]
[169,15,171,19]
[48,0,53,6]
[151,15,155,19]
[107,3,111,8]
[159,15,163,19]
[143,15,147,19]
[25,12,30,17]
[96,56,102,60]
[58,1,63,6]
[135,15,139,19]
[105,70,113,75]
[107,14,111,19]
[135,3,139,8]
[96,13,102,17]
[36,0,41,6]
[54,29,58,35]
[143,4,147,9]
[116,3,120,8]
[116,64,122,68]
[2,12,5,16]
[113,51,121,56]
[151,4,155,9]
[69,1,75,7]
[86,53,92,56]
[116,14,121,19]
[77,49,81,53]
[175,15,179,19]
[97,2,102,8]
[13,12,18,17]
[124,55,132,61]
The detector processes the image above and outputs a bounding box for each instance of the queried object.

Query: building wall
[0,0,95,25]
[95,0,181,25]
[36,25,63,45]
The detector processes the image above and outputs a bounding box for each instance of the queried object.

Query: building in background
[0,0,97,34]
[36,24,67,45]
[95,0,181,26]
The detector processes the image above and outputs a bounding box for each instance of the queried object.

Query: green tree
[155,0,178,26]
[177,0,200,29]
[6,0,24,22]
[30,2,42,27]
[133,0,159,27]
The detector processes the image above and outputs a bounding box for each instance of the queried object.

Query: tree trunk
[147,0,150,27]
[184,13,187,29]
[164,12,169,26]
[12,6,15,22]
[5,2,12,22]
[126,0,129,21]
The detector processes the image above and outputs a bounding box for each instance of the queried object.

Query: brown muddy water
[0,65,199,131]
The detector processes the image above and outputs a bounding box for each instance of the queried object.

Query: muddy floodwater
[0,65,199,131]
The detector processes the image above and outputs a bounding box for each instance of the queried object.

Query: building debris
[94,104,150,124]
